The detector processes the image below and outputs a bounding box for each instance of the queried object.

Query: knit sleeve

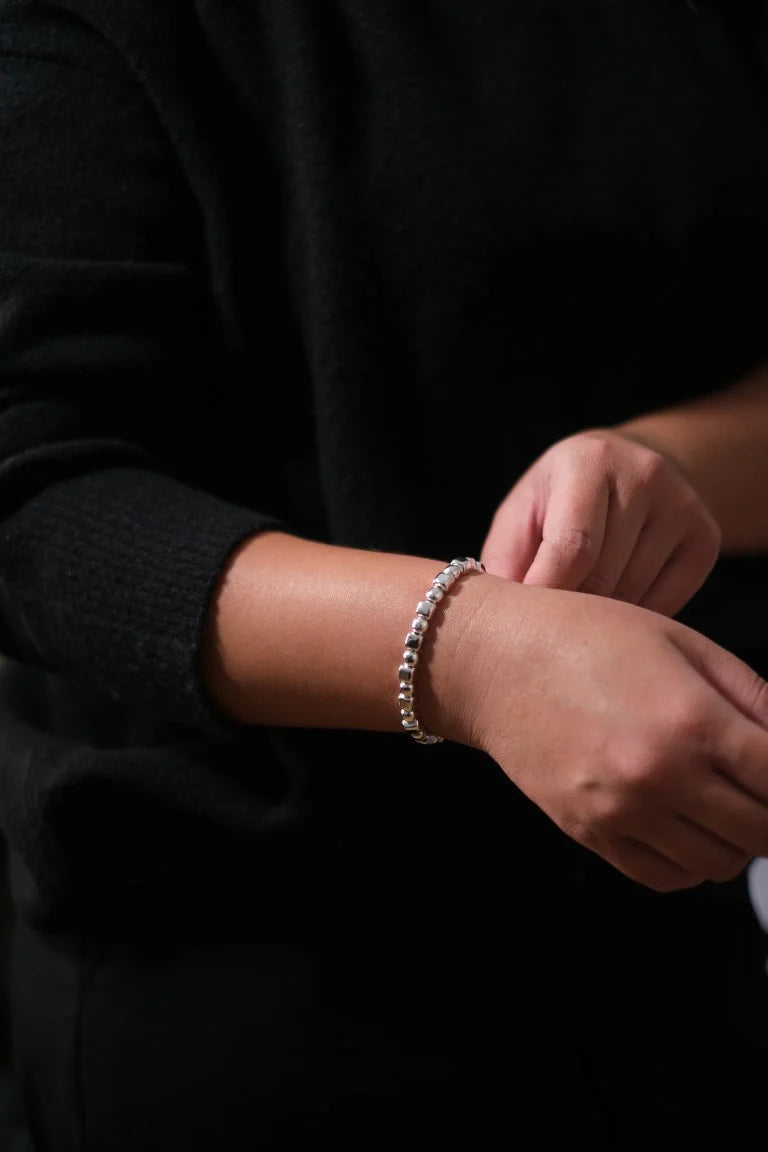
[0,4,281,730]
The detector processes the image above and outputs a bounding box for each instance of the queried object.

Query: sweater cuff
[0,466,283,733]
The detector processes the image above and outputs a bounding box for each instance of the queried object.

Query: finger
[523,464,610,591]
[666,633,768,802]
[576,482,649,599]
[714,720,768,807]
[671,627,768,733]
[481,473,542,582]
[640,814,750,884]
[611,515,682,606]
[638,519,720,618]
[601,837,703,893]
[687,772,768,860]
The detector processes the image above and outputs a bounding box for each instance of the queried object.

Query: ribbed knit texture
[0,467,278,726]
[1,0,768,917]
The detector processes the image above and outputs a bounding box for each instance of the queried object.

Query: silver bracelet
[397,557,485,745]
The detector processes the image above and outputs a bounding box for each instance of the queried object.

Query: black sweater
[1,0,768,923]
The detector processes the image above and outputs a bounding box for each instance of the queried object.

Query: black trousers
[10,850,768,1152]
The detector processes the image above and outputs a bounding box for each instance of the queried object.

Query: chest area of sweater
[189,3,768,393]
[196,2,767,250]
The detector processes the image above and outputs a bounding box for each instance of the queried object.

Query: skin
[482,366,768,603]
[615,366,768,554]
[204,367,768,894]
[481,427,721,616]
[205,539,768,895]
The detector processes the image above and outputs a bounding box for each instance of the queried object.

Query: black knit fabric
[1,0,768,921]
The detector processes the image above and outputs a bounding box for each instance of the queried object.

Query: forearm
[203,531,507,742]
[615,364,768,553]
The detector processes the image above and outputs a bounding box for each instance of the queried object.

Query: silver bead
[413,730,441,745]
[398,666,413,683]
[416,601,434,618]
[446,563,463,579]
[402,649,418,667]
[404,632,422,651]
[398,691,413,706]
[434,571,455,589]
[400,708,415,722]
[402,718,420,731]
[426,586,444,603]
[411,616,428,634]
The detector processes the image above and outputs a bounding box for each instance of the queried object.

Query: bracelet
[397,556,485,745]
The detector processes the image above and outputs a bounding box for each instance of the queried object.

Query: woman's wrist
[202,530,519,745]
[409,565,512,748]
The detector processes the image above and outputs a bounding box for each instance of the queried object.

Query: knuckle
[548,526,595,562]
[632,446,670,486]
[573,433,612,466]
[664,699,712,747]
[616,745,670,795]
[590,790,636,832]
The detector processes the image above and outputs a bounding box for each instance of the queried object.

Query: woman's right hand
[452,578,768,891]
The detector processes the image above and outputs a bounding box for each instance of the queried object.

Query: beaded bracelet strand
[397,557,485,745]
